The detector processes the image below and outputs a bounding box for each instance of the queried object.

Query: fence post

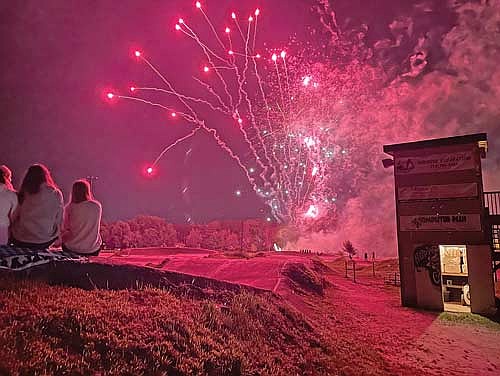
[372,260,375,277]
[345,260,348,278]
[353,261,356,283]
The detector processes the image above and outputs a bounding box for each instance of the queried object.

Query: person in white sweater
[62,179,102,256]
[11,164,64,249]
[0,165,18,245]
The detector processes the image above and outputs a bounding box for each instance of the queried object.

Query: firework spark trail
[139,55,201,122]
[182,17,272,193]
[292,145,304,207]
[116,95,195,122]
[251,56,288,204]
[194,13,276,193]
[274,105,294,204]
[120,91,261,195]
[237,17,275,190]
[227,14,248,115]
[191,78,231,113]
[198,6,227,52]
[295,157,307,206]
[252,9,259,52]
[179,22,235,109]
[232,13,246,44]
[297,150,313,206]
[179,23,230,65]
[235,17,252,110]
[226,30,234,61]
[281,53,292,115]
[302,172,317,208]
[273,58,286,116]
[135,55,263,190]
[133,86,229,114]
[152,126,203,166]
[202,123,260,193]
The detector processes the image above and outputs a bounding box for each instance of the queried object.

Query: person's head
[19,164,57,202]
[71,179,93,204]
[0,165,13,189]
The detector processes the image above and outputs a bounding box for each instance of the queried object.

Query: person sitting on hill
[11,164,64,249]
[0,165,18,246]
[61,179,102,256]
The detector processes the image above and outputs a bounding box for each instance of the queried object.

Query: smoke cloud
[291,0,500,256]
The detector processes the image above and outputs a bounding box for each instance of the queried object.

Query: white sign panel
[398,183,478,201]
[395,151,475,175]
[400,214,481,232]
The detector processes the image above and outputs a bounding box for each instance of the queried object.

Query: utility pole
[240,220,244,252]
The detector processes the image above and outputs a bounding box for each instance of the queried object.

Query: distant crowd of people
[0,164,102,256]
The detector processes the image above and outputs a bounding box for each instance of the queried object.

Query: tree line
[100,216,279,252]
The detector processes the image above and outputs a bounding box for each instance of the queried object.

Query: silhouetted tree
[342,240,357,259]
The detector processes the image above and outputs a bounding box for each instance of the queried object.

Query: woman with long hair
[61,179,102,256]
[11,164,64,249]
[0,165,18,245]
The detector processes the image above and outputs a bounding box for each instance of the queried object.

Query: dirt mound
[283,262,330,296]
[4,260,268,304]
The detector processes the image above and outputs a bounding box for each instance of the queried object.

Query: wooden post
[353,261,356,283]
[345,260,348,278]
[372,260,375,277]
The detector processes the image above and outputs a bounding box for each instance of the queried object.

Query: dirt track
[96,248,313,293]
[95,248,500,376]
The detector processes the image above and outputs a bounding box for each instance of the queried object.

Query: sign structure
[395,151,474,175]
[398,183,478,201]
[400,214,482,232]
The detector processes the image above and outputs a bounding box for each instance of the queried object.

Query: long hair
[71,179,93,204]
[18,164,58,204]
[0,165,13,190]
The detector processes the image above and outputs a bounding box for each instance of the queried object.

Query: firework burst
[106,1,361,229]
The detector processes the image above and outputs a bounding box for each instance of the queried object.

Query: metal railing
[384,272,400,286]
[484,191,500,215]
[492,224,500,251]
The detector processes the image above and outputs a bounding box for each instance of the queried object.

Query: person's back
[11,164,63,249]
[11,183,63,245]
[61,179,102,255]
[0,165,18,245]
[62,199,102,254]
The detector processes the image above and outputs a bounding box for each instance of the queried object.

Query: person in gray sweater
[11,164,63,249]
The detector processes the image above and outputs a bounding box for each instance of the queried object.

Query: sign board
[398,183,478,201]
[395,151,475,175]
[400,214,481,232]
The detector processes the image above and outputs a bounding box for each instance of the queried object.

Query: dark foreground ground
[0,249,499,375]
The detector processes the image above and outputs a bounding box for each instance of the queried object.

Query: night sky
[0,0,317,223]
[3,0,498,233]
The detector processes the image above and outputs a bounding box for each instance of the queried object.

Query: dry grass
[0,277,335,376]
